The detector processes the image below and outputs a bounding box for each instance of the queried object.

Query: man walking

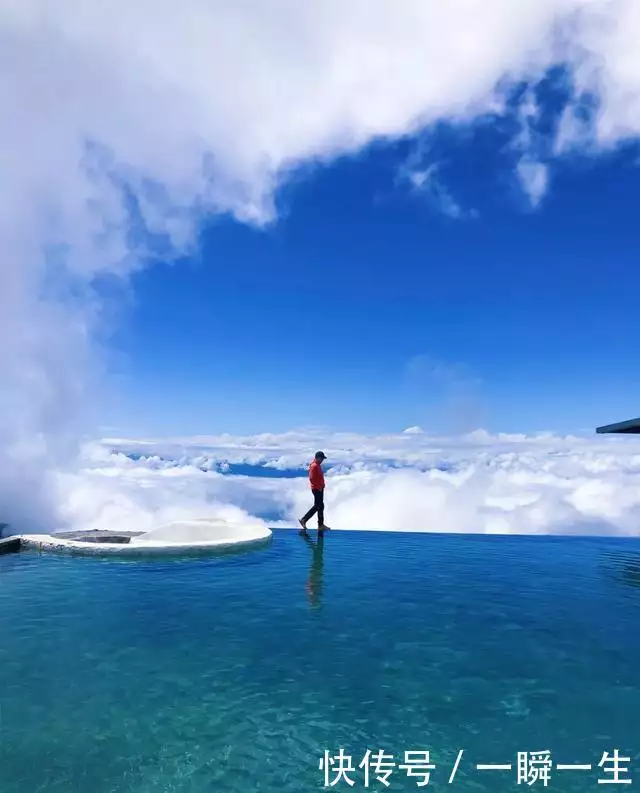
[299,451,330,533]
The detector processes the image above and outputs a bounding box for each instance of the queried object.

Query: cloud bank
[3,0,640,529]
[50,429,640,537]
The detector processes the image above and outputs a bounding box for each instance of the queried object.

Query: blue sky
[9,0,640,536]
[107,120,640,438]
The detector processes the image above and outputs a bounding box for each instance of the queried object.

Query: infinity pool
[1,530,640,792]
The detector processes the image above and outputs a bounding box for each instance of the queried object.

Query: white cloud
[517,159,550,207]
[511,87,550,206]
[404,163,471,218]
[4,0,640,528]
[43,429,640,538]
[395,137,476,218]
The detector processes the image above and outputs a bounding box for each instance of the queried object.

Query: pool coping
[12,528,273,557]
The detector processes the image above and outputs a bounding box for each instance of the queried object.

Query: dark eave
[596,417,640,434]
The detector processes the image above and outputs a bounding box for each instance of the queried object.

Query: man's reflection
[300,530,325,608]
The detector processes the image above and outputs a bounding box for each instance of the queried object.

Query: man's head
[314,451,327,463]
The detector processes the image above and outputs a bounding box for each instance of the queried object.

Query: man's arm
[309,462,324,490]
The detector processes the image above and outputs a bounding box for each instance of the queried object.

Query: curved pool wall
[18,520,273,558]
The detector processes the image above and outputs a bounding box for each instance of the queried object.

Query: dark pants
[302,489,324,527]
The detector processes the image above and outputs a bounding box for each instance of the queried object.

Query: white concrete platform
[19,519,272,557]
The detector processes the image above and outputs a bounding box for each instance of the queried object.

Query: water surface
[1,530,639,791]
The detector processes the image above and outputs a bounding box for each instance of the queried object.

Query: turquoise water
[2,530,640,792]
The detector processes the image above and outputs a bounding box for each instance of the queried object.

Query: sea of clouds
[4,1,640,533]
[48,428,640,537]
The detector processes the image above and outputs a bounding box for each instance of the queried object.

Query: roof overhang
[596,417,640,434]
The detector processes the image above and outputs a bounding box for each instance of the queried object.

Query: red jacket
[309,460,325,490]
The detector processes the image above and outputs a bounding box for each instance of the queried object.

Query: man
[299,451,330,533]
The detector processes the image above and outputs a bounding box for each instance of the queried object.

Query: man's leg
[316,490,331,530]
[300,498,318,530]
[315,489,324,528]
